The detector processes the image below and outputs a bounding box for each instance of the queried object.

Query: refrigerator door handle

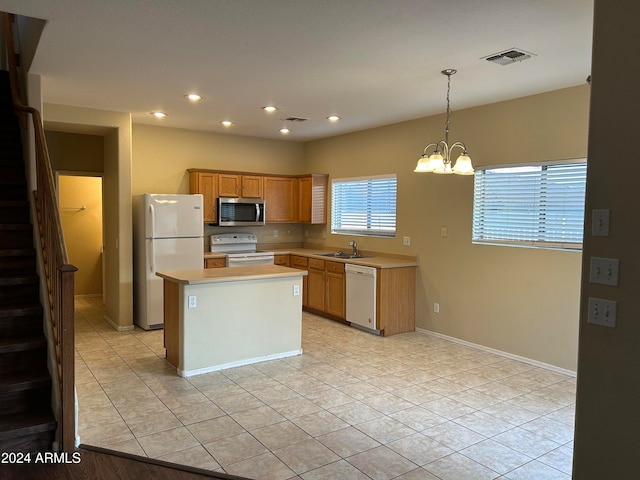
[148,203,155,238]
[149,239,154,273]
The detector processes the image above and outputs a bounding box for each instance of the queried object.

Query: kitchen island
[157,265,307,377]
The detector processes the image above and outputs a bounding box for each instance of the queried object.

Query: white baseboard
[415,327,576,378]
[178,349,304,378]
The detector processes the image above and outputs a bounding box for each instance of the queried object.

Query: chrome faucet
[349,240,358,256]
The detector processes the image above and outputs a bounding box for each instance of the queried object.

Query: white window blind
[331,174,397,237]
[472,161,587,250]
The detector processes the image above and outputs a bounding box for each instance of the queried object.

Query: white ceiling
[2,0,594,141]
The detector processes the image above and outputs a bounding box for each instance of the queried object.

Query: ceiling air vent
[483,48,535,65]
[285,117,308,122]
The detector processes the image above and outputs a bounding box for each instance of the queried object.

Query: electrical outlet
[293,285,300,296]
[589,257,619,286]
[587,297,616,327]
[440,226,448,237]
[188,295,197,308]
[433,303,440,314]
[273,229,278,237]
[592,209,610,236]
[402,236,411,246]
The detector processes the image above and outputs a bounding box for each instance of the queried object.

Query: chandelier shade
[414,69,474,176]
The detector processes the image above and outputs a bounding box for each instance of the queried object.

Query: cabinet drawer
[274,254,290,266]
[290,255,308,268]
[326,261,345,273]
[308,258,325,270]
[205,257,226,268]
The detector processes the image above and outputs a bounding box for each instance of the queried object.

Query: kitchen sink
[318,252,371,259]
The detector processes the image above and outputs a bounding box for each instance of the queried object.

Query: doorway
[57,174,104,298]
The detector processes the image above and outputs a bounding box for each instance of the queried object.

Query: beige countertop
[270,248,418,269]
[203,247,417,268]
[157,265,307,285]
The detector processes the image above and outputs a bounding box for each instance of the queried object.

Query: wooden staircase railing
[3,12,77,451]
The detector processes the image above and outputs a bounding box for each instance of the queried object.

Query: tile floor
[74,296,575,479]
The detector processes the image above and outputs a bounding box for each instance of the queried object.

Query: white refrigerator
[133,193,204,330]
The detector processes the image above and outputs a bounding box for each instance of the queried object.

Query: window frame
[472,159,587,251]
[330,174,397,238]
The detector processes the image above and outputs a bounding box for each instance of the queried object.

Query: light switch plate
[589,257,619,286]
[587,297,616,327]
[592,209,610,236]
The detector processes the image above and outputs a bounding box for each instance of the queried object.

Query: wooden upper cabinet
[188,169,327,225]
[298,174,328,224]
[218,173,240,197]
[218,173,264,198]
[241,175,263,198]
[264,177,297,222]
[189,171,218,223]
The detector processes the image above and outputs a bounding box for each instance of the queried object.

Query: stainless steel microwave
[217,197,266,226]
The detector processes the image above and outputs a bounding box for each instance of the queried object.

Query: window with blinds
[331,174,397,237]
[472,161,587,250]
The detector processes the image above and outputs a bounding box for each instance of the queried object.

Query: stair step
[0,338,47,375]
[0,226,33,249]
[0,337,46,354]
[0,200,30,223]
[0,370,51,393]
[0,304,43,318]
[0,411,56,452]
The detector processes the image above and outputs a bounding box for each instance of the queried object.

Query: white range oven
[210,233,274,267]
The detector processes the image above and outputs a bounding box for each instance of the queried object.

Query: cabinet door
[298,177,312,223]
[325,261,345,318]
[307,267,325,311]
[298,175,327,224]
[189,171,218,222]
[325,271,345,318]
[241,175,264,198]
[264,177,296,222]
[219,173,240,197]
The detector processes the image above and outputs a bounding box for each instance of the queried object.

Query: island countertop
[157,264,307,285]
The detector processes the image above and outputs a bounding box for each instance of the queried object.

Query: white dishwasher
[345,264,377,331]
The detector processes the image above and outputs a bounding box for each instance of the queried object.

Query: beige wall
[573,0,640,476]
[46,131,104,173]
[131,124,304,195]
[131,124,307,247]
[303,85,590,371]
[58,175,103,296]
[44,104,132,330]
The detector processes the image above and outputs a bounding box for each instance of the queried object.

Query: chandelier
[414,69,474,175]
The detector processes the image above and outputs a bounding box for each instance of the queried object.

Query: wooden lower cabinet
[377,266,416,336]
[305,258,345,320]
[274,254,290,266]
[205,257,226,268]
[307,259,325,312]
[325,262,345,318]
[285,254,415,335]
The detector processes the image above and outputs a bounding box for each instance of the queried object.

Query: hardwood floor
[2,445,248,480]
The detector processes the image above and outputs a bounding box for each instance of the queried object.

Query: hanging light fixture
[414,69,474,175]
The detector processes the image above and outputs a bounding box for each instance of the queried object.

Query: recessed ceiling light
[150,111,167,118]
[279,127,290,134]
[221,120,233,127]
[327,115,341,122]
[185,94,203,101]
[262,106,278,112]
